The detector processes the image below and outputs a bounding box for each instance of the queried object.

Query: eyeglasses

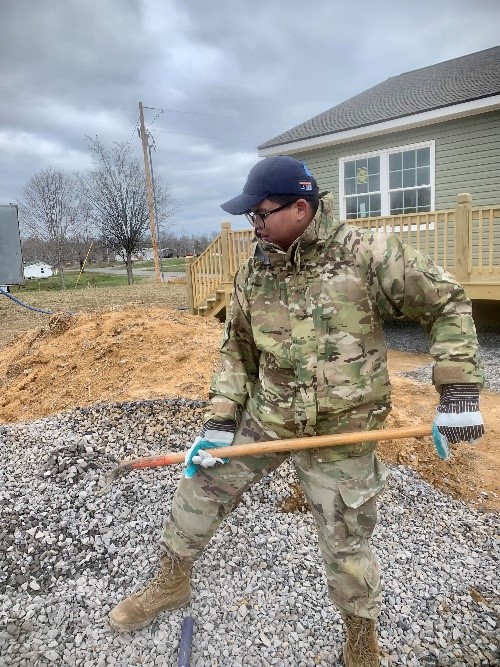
[245,201,295,229]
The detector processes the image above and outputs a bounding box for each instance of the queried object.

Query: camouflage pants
[161,404,389,620]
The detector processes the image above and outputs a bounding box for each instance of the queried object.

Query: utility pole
[148,141,165,281]
[139,102,161,283]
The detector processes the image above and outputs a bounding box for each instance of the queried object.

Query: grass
[16,271,146,292]
[128,258,186,271]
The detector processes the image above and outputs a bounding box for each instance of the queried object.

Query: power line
[125,117,141,148]
[147,108,164,127]
[133,103,285,151]
[152,129,262,142]
[142,106,286,125]
[136,104,286,145]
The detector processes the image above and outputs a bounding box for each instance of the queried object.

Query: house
[258,45,500,221]
[23,262,54,279]
[187,47,500,319]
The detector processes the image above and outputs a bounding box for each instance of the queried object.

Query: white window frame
[339,140,435,220]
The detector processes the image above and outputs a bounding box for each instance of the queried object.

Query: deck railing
[187,194,500,313]
[186,223,254,313]
[470,205,500,278]
[353,208,456,271]
[354,195,500,284]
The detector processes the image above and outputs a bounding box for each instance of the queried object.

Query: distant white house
[116,248,152,261]
[117,247,176,261]
[23,262,54,279]
[134,248,154,261]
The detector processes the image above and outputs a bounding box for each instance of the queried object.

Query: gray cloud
[1,0,499,235]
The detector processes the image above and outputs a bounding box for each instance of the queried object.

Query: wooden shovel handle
[128,424,432,471]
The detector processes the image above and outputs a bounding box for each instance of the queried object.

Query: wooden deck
[187,194,500,319]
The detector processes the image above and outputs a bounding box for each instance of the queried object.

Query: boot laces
[140,557,184,602]
[346,616,378,663]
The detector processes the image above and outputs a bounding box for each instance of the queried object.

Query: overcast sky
[1,0,499,237]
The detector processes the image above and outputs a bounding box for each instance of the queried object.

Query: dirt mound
[0,307,223,423]
[0,308,498,511]
[381,377,499,511]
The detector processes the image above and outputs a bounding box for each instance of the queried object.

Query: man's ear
[295,198,312,221]
[295,198,306,214]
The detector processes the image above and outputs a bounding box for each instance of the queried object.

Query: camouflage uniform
[162,192,482,619]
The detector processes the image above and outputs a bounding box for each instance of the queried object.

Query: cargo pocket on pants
[334,467,387,612]
[336,458,388,540]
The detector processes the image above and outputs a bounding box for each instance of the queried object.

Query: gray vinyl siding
[287,110,500,219]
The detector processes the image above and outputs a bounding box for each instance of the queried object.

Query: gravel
[383,320,500,391]
[1,327,499,666]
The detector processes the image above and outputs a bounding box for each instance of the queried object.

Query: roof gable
[259,45,500,150]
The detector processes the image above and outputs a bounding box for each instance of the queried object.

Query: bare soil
[0,283,187,349]
[0,285,498,511]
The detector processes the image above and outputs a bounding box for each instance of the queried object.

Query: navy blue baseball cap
[221,156,319,215]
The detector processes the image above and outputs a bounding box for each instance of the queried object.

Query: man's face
[248,198,313,251]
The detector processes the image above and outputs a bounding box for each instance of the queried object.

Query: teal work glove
[184,418,235,479]
[432,384,484,460]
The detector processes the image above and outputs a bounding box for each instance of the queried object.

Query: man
[110,156,484,666]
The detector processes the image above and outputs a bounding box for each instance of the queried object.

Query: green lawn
[129,258,186,271]
[17,271,146,292]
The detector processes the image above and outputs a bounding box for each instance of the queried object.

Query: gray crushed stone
[1,396,498,667]
[383,321,500,392]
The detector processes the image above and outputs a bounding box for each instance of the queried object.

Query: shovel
[97,424,435,495]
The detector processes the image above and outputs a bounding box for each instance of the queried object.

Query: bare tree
[81,136,174,284]
[19,168,81,288]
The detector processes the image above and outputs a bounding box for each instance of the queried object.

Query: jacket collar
[252,192,340,268]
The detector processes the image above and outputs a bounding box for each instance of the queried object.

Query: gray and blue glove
[184,418,235,479]
[432,384,484,460]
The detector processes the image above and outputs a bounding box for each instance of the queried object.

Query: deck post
[185,256,197,314]
[454,193,472,283]
[220,221,232,283]
[220,221,234,314]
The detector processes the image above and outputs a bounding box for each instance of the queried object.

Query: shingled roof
[259,45,500,150]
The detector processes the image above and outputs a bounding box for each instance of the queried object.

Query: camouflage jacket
[205,193,483,438]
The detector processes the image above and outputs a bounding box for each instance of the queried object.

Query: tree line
[18,136,216,286]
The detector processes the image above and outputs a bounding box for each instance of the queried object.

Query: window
[389,147,431,215]
[340,142,434,219]
[344,156,381,218]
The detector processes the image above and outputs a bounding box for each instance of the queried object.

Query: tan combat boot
[109,554,192,632]
[342,614,380,667]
